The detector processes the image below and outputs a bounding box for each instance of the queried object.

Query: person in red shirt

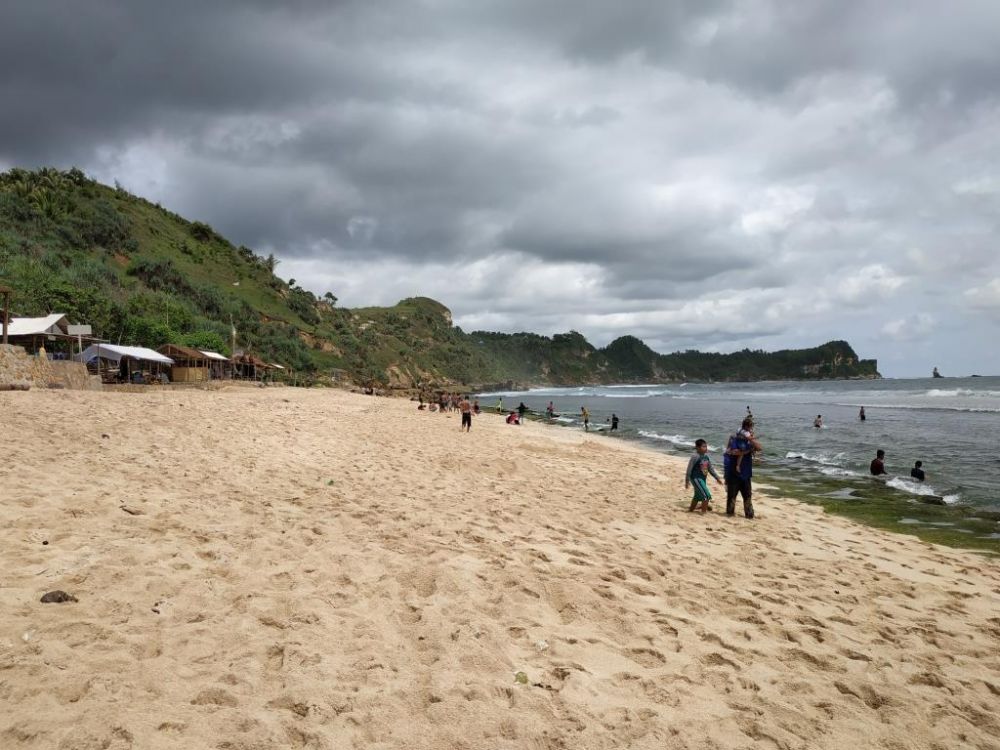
[870,449,887,476]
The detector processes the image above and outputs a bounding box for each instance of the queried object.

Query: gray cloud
[2,0,1000,375]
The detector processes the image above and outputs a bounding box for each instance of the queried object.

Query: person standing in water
[859,407,866,421]
[870,449,887,476]
[546,401,555,419]
[910,460,925,481]
[581,406,590,431]
[813,414,823,428]
[610,413,619,431]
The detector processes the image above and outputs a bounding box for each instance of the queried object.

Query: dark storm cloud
[2,0,1000,374]
[0,1,405,162]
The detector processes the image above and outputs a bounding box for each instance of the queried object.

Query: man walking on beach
[723,418,761,519]
[459,395,472,432]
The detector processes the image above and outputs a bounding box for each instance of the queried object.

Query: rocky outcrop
[0,345,101,390]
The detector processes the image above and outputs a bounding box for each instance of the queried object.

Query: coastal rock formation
[0,344,101,391]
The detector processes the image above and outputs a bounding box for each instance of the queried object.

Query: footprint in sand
[627,647,667,668]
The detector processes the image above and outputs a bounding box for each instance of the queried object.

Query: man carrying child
[723,417,762,519]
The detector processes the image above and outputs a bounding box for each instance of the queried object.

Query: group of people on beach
[417,391,480,427]
[491,399,619,431]
[685,416,760,519]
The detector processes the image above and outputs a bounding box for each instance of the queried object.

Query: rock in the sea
[40,590,78,603]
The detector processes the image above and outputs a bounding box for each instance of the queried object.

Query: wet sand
[1,387,998,749]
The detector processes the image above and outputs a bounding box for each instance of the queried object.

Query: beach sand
[1,387,998,750]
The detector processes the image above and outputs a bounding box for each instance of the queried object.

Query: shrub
[189,221,217,243]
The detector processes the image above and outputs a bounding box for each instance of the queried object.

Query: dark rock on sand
[40,590,78,603]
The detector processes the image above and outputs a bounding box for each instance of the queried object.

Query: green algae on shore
[762,472,1000,555]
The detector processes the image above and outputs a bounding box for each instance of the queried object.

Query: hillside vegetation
[0,168,878,387]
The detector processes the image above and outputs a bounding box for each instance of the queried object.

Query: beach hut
[75,344,174,384]
[232,352,269,381]
[3,313,101,357]
[157,344,210,383]
[200,350,232,380]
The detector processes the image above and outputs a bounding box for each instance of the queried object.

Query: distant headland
[0,168,879,389]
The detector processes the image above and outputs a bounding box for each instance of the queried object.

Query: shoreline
[2,387,999,749]
[478,387,1000,555]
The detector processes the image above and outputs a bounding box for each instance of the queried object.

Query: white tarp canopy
[200,350,229,361]
[6,314,69,337]
[75,344,174,365]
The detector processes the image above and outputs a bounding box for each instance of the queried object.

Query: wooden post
[0,285,10,345]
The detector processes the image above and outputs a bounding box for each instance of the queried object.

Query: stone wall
[50,360,103,390]
[0,344,101,391]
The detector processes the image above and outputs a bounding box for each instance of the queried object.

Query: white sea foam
[786,451,847,466]
[885,477,960,504]
[819,467,862,478]
[922,388,1000,398]
[638,430,718,452]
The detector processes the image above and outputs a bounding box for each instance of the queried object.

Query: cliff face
[0,169,879,387]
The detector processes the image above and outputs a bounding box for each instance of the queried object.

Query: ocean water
[478,377,1000,545]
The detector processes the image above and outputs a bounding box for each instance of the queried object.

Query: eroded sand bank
[1,388,998,749]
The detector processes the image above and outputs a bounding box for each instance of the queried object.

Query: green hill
[0,168,879,387]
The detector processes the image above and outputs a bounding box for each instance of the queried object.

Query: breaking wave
[638,431,718,452]
[885,477,960,504]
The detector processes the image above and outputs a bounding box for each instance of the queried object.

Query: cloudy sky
[3,0,1000,376]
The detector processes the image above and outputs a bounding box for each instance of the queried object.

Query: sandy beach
[1,387,998,750]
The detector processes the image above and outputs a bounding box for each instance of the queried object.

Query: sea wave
[786,451,847,466]
[925,388,1000,398]
[885,477,960,504]
[819,467,862,478]
[637,430,718,452]
[834,402,1000,413]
